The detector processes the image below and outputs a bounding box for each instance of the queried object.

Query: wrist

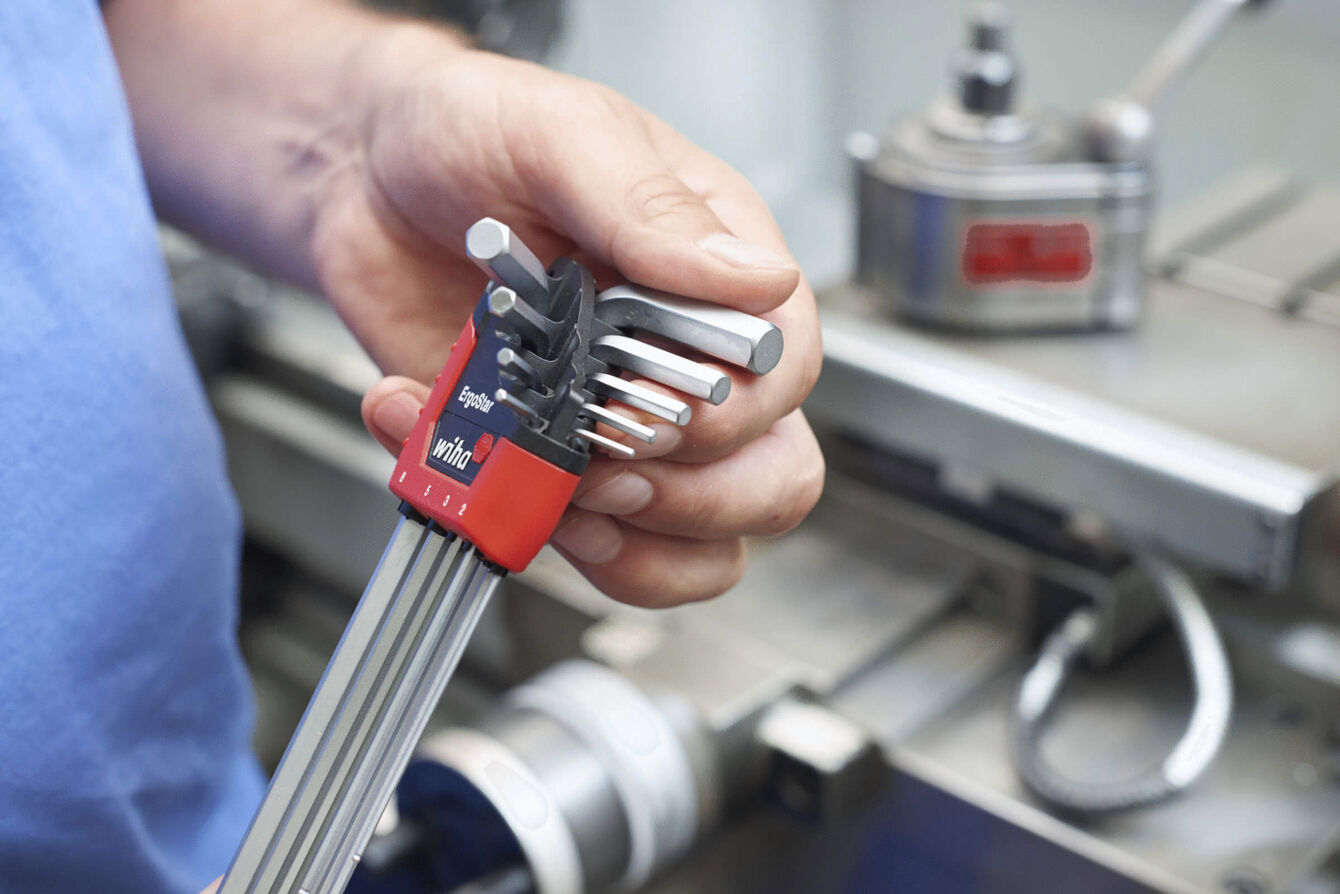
[350,17,474,99]
[300,19,475,281]
[110,0,471,287]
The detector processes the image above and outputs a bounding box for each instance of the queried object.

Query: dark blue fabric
[346,761,523,893]
[0,4,264,892]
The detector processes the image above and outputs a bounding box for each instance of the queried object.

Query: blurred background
[535,0,1340,284]
[187,2,1340,892]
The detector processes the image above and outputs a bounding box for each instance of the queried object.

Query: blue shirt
[0,4,263,891]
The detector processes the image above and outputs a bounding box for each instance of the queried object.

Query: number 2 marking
[458,503,467,517]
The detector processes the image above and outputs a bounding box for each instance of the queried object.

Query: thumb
[361,375,432,456]
[527,111,799,314]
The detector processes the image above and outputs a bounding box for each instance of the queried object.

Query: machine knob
[969,1,1011,50]
[954,3,1018,115]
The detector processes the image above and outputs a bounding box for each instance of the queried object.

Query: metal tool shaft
[595,284,784,375]
[580,402,657,442]
[593,335,731,404]
[587,373,692,425]
[466,218,551,306]
[219,518,503,894]
[1125,0,1248,110]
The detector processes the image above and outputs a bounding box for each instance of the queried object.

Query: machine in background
[172,177,1340,894]
[853,0,1264,331]
[169,1,1340,891]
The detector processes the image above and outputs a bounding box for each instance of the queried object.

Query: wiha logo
[457,386,494,414]
[431,436,473,471]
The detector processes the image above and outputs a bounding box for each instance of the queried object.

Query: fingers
[573,410,824,541]
[358,377,746,607]
[370,53,798,313]
[361,375,431,454]
[348,61,828,610]
[361,57,818,470]
[669,289,821,464]
[550,510,748,608]
[358,376,823,609]
[508,82,800,315]
[573,117,823,465]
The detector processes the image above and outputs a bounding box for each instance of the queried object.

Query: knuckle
[607,542,745,609]
[669,540,746,605]
[796,446,827,515]
[792,329,823,407]
[588,83,636,120]
[713,542,749,596]
[625,172,705,227]
[800,344,823,398]
[758,435,825,536]
[755,513,794,538]
[684,405,738,454]
[757,497,809,537]
[676,485,727,535]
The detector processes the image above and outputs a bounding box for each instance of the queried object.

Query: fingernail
[552,514,623,564]
[630,424,682,459]
[575,472,654,516]
[372,391,422,440]
[698,233,795,272]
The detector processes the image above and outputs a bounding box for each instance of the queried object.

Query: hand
[316,38,823,606]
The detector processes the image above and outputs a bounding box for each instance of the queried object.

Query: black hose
[1011,551,1233,815]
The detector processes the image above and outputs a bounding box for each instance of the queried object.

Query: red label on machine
[962,221,1094,285]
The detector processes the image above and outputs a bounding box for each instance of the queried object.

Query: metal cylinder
[416,660,707,894]
[476,708,631,887]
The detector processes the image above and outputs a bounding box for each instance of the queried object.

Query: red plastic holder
[388,311,584,573]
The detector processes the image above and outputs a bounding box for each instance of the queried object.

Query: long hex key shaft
[587,373,692,425]
[593,334,732,404]
[218,518,503,894]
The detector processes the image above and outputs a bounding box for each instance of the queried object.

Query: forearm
[103,0,465,287]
